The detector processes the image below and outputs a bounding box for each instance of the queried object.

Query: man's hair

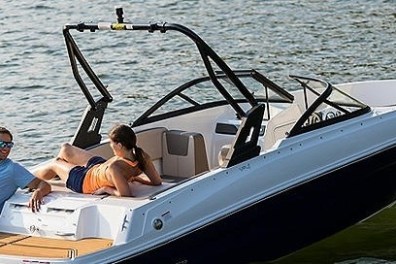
[0,127,13,141]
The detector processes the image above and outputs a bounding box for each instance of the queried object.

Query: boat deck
[0,232,112,259]
[0,178,178,261]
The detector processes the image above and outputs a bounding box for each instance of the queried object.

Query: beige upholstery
[136,127,167,160]
[218,144,231,167]
[263,104,302,150]
[136,127,168,175]
[88,127,167,161]
[87,143,114,159]
[88,127,208,178]
[162,130,209,178]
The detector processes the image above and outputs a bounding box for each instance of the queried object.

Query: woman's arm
[92,186,119,196]
[105,162,133,196]
[142,152,162,186]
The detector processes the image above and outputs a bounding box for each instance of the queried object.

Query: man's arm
[26,178,51,212]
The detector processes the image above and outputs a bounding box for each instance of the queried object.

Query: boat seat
[218,144,231,167]
[136,127,168,175]
[87,127,168,175]
[218,104,264,167]
[263,103,302,150]
[162,130,209,178]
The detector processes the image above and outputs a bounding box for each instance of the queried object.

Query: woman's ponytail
[133,146,146,171]
[109,124,147,171]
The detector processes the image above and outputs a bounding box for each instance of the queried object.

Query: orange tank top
[82,156,140,194]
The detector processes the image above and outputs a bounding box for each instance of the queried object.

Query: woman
[35,124,161,196]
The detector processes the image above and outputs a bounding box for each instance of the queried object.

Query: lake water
[0,0,395,263]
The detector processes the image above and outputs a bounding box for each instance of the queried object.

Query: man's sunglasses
[0,141,14,149]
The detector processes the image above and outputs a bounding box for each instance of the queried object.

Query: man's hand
[28,189,44,212]
[27,178,51,212]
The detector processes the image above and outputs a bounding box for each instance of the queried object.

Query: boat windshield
[133,70,294,126]
[288,76,370,136]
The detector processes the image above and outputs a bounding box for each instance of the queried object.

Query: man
[0,127,51,212]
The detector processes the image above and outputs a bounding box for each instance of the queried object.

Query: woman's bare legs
[57,143,95,166]
[34,159,76,182]
[34,143,96,182]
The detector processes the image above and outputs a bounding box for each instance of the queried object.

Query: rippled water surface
[0,0,395,262]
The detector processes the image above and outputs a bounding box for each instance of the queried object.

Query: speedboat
[1,8,396,264]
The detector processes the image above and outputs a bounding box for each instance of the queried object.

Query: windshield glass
[289,76,369,136]
[144,75,269,117]
[133,71,294,126]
